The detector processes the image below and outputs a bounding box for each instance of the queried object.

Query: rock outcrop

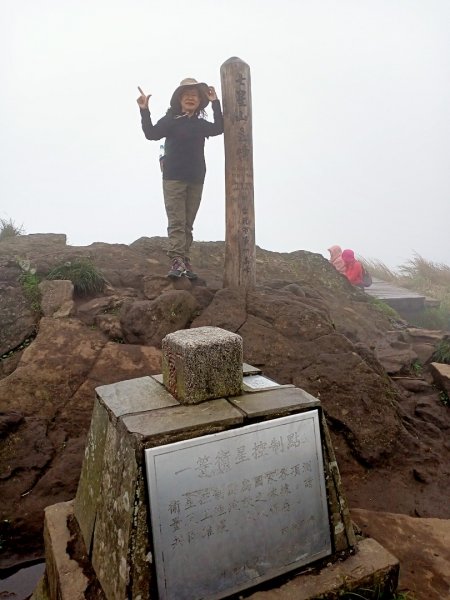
[1,233,449,572]
[352,509,450,600]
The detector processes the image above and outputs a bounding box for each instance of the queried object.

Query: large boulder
[0,234,67,278]
[352,509,450,600]
[120,290,200,347]
[39,279,74,318]
[84,242,159,289]
[429,362,450,394]
[0,318,162,567]
[0,284,37,355]
[193,285,403,466]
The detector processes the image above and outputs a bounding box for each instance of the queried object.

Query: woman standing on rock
[137,78,224,279]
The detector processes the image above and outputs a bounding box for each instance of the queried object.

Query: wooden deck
[365,278,438,316]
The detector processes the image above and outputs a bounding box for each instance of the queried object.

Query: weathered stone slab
[243,362,262,375]
[429,362,450,394]
[128,472,154,600]
[96,375,179,421]
[39,279,74,317]
[229,387,319,419]
[37,503,398,600]
[162,327,243,404]
[74,399,109,552]
[91,416,139,600]
[320,411,356,552]
[352,509,450,600]
[122,399,243,444]
[246,537,399,599]
[53,300,75,318]
[43,501,89,600]
[0,283,36,355]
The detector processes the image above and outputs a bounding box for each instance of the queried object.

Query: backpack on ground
[361,266,372,287]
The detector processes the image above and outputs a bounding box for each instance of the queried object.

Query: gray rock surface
[429,362,450,393]
[0,284,36,355]
[39,279,74,317]
[1,233,449,577]
[352,509,450,600]
[120,290,200,346]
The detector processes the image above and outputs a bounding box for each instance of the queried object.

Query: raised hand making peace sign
[136,86,151,109]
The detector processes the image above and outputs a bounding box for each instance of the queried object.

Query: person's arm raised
[136,86,151,110]
[137,86,170,140]
[204,86,223,136]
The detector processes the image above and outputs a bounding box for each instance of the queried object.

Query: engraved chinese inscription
[145,410,331,600]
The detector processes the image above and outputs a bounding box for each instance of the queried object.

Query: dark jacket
[140,100,223,183]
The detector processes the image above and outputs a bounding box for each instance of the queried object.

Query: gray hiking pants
[163,180,203,260]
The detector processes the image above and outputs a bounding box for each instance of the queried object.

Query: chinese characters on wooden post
[220,57,256,289]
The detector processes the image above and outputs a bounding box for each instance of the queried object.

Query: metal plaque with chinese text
[145,410,331,600]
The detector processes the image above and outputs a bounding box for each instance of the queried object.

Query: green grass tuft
[19,271,41,314]
[0,218,24,241]
[432,339,450,364]
[367,297,401,320]
[410,360,422,376]
[47,258,106,296]
[359,259,398,283]
[407,307,450,330]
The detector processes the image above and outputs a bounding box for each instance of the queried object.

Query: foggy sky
[2,0,450,269]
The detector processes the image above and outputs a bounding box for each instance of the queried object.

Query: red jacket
[344,260,363,286]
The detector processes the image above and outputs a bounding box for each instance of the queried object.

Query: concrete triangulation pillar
[32,326,399,600]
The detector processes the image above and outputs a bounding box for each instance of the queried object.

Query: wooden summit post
[220,57,256,289]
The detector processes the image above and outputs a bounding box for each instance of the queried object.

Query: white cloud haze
[2,0,450,268]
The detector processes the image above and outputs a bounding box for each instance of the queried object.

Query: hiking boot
[184,258,198,280]
[167,257,186,278]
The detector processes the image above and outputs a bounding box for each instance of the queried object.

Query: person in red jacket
[342,249,363,287]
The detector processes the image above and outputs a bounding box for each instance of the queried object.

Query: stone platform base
[246,537,398,599]
[32,500,399,600]
[31,501,91,600]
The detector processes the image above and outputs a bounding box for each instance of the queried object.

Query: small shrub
[439,390,449,406]
[432,339,450,364]
[47,258,106,296]
[339,583,411,599]
[359,258,398,283]
[19,271,41,314]
[399,253,450,289]
[407,307,450,330]
[0,218,24,241]
[410,360,422,376]
[368,297,400,320]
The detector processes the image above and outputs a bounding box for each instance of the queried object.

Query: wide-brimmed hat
[170,78,209,111]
